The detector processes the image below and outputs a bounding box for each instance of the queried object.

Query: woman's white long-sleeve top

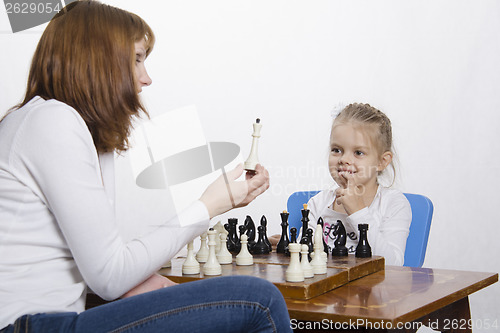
[0,97,209,328]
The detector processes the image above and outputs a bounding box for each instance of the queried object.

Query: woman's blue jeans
[2,275,292,333]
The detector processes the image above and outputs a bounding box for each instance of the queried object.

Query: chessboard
[160,209,385,300]
[159,254,384,300]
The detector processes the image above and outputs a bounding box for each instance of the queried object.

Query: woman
[0,1,291,332]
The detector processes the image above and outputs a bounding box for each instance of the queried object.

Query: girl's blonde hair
[15,0,155,153]
[333,103,396,184]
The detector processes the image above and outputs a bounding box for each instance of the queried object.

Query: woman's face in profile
[134,39,152,93]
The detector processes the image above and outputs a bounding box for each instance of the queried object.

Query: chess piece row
[182,225,255,276]
[285,224,328,282]
[276,205,328,258]
[279,204,371,258]
[225,215,272,255]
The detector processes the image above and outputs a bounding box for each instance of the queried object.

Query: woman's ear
[378,151,393,172]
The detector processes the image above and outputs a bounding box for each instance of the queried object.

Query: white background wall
[1,0,499,330]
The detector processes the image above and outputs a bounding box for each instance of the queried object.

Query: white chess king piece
[244,118,262,171]
[311,225,327,275]
[286,243,304,282]
[196,231,209,263]
[236,234,254,266]
[182,240,200,275]
[300,244,314,278]
[213,221,225,253]
[203,229,222,276]
[217,231,233,264]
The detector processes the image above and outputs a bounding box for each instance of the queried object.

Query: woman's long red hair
[17,0,154,152]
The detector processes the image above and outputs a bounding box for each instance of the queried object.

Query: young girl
[306,103,411,266]
[0,1,291,332]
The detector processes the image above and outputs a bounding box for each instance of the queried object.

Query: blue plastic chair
[286,190,433,267]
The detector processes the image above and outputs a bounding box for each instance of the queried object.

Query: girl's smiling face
[328,122,390,190]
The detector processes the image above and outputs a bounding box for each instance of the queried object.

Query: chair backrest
[402,193,433,267]
[286,190,433,267]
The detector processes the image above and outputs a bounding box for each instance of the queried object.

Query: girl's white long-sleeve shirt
[306,185,411,266]
[0,97,209,328]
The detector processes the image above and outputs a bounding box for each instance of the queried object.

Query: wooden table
[86,263,498,333]
[286,265,498,332]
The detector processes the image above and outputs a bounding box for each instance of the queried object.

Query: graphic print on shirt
[323,220,358,253]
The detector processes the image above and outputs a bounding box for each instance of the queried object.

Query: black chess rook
[355,223,372,258]
[225,218,239,254]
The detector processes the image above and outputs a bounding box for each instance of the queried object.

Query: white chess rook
[300,244,314,278]
[244,118,262,171]
[217,231,233,264]
[203,229,222,275]
[182,240,200,275]
[236,234,254,266]
[286,243,304,282]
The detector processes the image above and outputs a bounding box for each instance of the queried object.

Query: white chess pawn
[311,225,327,275]
[300,244,314,278]
[182,240,200,275]
[213,221,225,253]
[217,231,233,264]
[203,229,222,276]
[236,234,254,266]
[244,118,262,171]
[286,243,304,282]
[196,231,209,263]
[321,251,328,263]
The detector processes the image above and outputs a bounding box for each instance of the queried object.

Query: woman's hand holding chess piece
[200,163,270,219]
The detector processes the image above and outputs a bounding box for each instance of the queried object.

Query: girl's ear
[378,151,393,172]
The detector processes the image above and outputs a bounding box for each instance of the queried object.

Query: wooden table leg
[415,296,471,333]
[292,297,471,333]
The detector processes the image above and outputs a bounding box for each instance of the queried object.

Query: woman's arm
[13,104,208,300]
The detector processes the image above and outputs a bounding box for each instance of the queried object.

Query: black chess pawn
[305,228,314,254]
[250,226,271,255]
[286,227,298,256]
[235,225,246,253]
[276,211,290,254]
[290,227,298,243]
[299,228,314,261]
[332,220,348,257]
[300,205,310,242]
[317,217,329,255]
[355,223,372,258]
[225,218,239,254]
[260,215,272,253]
